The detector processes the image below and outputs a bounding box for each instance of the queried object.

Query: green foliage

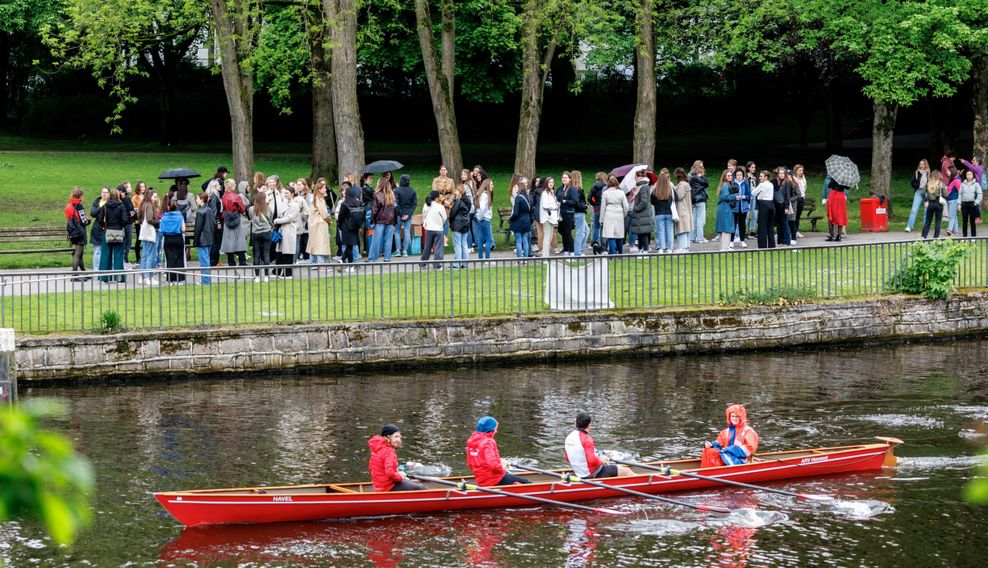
[719,285,816,306]
[96,310,124,333]
[0,400,94,547]
[254,2,310,114]
[889,239,972,300]
[965,451,988,505]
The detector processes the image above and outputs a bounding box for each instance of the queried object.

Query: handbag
[139,219,156,242]
[105,228,125,243]
[271,229,283,244]
[671,202,680,223]
[938,196,947,207]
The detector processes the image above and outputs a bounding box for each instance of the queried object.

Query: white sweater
[752,181,775,201]
[422,202,447,231]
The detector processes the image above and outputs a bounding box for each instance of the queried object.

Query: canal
[3,339,988,566]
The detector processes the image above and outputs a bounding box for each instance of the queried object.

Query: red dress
[826,189,848,226]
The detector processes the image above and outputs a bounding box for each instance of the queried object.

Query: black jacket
[100,200,129,230]
[688,174,709,204]
[90,198,106,244]
[395,181,418,217]
[588,181,606,211]
[194,206,216,248]
[557,185,579,217]
[450,195,473,233]
[509,194,532,234]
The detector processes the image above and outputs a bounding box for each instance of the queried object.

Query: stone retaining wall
[14,292,988,382]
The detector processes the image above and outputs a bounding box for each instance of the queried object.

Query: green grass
[4,241,985,334]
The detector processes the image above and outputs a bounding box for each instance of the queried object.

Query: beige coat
[306,198,332,256]
[274,199,301,255]
[674,181,693,235]
[600,187,629,239]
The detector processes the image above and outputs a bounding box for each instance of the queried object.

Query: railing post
[0,328,15,405]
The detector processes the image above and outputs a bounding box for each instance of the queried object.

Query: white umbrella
[620,164,648,194]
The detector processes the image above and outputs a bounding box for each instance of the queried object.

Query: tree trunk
[440,0,455,104]
[210,0,254,182]
[306,5,338,183]
[514,2,558,178]
[973,54,988,211]
[870,101,897,218]
[328,0,365,180]
[0,31,9,127]
[632,0,656,165]
[414,0,462,175]
[824,81,842,152]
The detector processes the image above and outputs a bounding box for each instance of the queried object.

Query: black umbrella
[158,168,201,180]
[362,160,404,174]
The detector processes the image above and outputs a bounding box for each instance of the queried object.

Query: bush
[719,285,817,306]
[96,310,124,334]
[889,240,971,300]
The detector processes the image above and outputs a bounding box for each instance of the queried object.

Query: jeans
[93,242,102,273]
[591,210,601,244]
[140,240,159,279]
[395,216,413,254]
[98,241,126,282]
[947,199,959,233]
[369,223,396,262]
[341,244,359,264]
[654,215,673,250]
[906,190,924,230]
[515,231,531,258]
[775,203,791,245]
[363,209,373,254]
[607,238,621,255]
[690,202,707,241]
[452,231,469,267]
[574,214,589,256]
[674,232,690,251]
[197,246,211,284]
[746,207,758,236]
[473,218,494,259]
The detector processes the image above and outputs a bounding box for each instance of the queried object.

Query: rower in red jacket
[701,404,760,468]
[368,424,425,492]
[466,416,532,486]
[564,412,634,478]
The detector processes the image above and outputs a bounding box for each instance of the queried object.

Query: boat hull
[154,440,900,527]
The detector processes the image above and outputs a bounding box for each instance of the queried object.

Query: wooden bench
[801,197,824,232]
[0,227,74,255]
[496,207,514,245]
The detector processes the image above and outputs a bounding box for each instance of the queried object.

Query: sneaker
[629,245,639,253]
[904,227,912,232]
[263,276,270,282]
[728,242,735,249]
[740,241,748,248]
[149,277,160,285]
[796,232,804,238]
[790,239,797,246]
[253,277,261,283]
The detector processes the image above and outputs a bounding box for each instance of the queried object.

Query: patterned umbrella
[824,155,860,187]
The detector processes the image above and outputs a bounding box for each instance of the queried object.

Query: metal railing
[2,237,986,334]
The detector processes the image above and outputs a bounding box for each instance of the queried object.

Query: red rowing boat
[153,437,902,527]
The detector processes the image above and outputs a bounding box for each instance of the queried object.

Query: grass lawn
[0,135,922,269]
[4,241,985,334]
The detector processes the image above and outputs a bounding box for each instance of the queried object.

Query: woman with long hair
[825,176,848,242]
[921,174,947,239]
[159,198,187,283]
[651,173,674,253]
[296,177,312,262]
[790,165,807,239]
[420,190,448,269]
[220,180,249,267]
[959,169,983,237]
[65,186,90,280]
[600,176,629,255]
[744,161,758,237]
[98,188,129,283]
[539,177,560,257]
[509,177,532,259]
[906,159,931,232]
[90,186,110,272]
[730,168,751,248]
[629,170,654,252]
[449,184,473,268]
[337,183,363,267]
[589,171,607,247]
[307,180,333,263]
[273,185,301,278]
[751,170,776,249]
[945,166,961,236]
[570,171,589,256]
[132,180,146,263]
[673,168,693,252]
[557,171,579,255]
[369,176,398,262]
[714,169,737,250]
[249,193,274,281]
[138,188,160,283]
[772,167,793,246]
[473,171,494,260]
[193,192,215,284]
[688,160,708,243]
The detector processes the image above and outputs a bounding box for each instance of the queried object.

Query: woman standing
[688,160,709,243]
[905,159,931,233]
[772,167,792,246]
[571,171,589,256]
[295,178,312,262]
[539,177,560,257]
[420,190,448,269]
[790,164,807,239]
[673,168,694,252]
[138,188,160,284]
[394,174,417,256]
[131,181,146,264]
[449,186,473,268]
[249,193,274,281]
[64,187,90,280]
[731,168,750,248]
[630,171,654,252]
[473,174,494,260]
[220,180,249,267]
[98,188,129,283]
[945,166,961,236]
[751,170,776,249]
[921,175,947,239]
[744,161,759,237]
[307,180,333,263]
[193,192,216,285]
[714,170,736,251]
[588,172,607,248]
[557,172,579,255]
[509,177,532,259]
[651,173,674,254]
[600,176,629,255]
[159,199,186,283]
[369,178,398,262]
[337,183,363,267]
[959,169,983,237]
[90,186,109,272]
[825,177,848,242]
[273,186,301,278]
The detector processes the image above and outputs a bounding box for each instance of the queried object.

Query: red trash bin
[859,196,888,232]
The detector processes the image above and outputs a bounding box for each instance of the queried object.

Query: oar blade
[798,494,834,502]
[697,505,733,514]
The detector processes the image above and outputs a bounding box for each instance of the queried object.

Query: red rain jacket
[714,404,759,460]
[466,431,506,486]
[368,435,403,492]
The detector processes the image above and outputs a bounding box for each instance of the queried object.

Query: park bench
[0,227,73,256]
[801,197,824,232]
[496,207,514,245]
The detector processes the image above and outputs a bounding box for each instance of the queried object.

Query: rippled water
[3,339,988,566]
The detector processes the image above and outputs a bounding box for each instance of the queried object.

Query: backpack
[345,205,365,232]
[223,211,242,228]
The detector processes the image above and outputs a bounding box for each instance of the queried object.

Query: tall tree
[414,0,462,174]
[210,0,260,181]
[328,0,365,179]
[0,0,61,127]
[305,1,337,182]
[632,0,655,165]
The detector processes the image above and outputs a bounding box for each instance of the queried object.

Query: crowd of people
[62,151,986,282]
[366,406,758,492]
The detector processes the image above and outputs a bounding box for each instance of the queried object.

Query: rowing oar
[510,463,732,514]
[610,459,832,501]
[406,473,629,516]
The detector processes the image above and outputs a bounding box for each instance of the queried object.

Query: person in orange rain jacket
[368,424,426,492]
[466,416,532,486]
[701,404,759,468]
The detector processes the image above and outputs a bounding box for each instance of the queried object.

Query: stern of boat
[875,436,904,467]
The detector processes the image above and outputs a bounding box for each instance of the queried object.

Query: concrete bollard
[0,329,14,404]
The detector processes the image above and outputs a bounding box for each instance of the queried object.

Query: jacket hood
[368,435,392,452]
[725,404,748,428]
[467,430,494,446]
[105,200,123,209]
[399,174,411,186]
